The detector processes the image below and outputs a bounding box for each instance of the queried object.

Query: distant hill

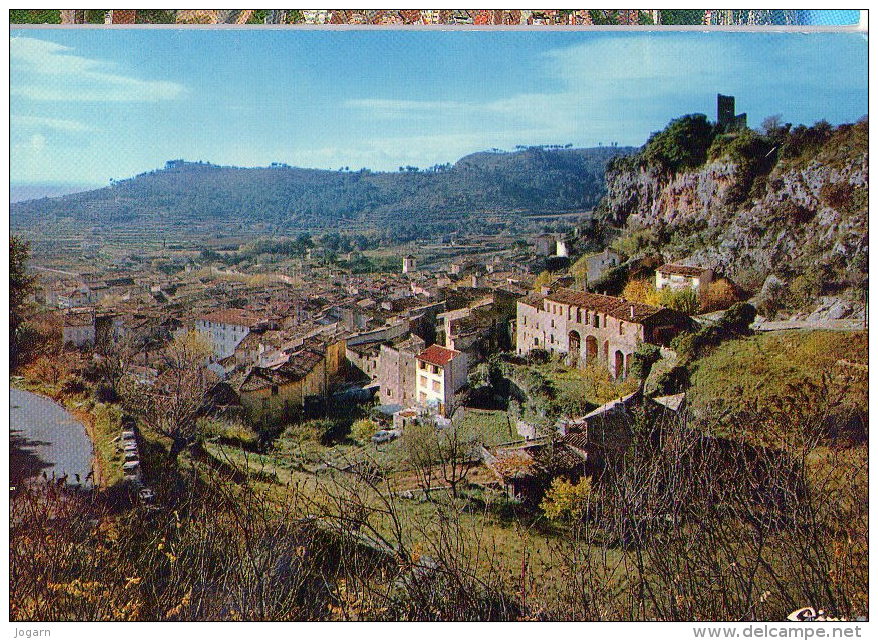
[11,146,634,239]
[10,183,103,203]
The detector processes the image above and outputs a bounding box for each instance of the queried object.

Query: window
[550,319,555,328]
[432,364,440,375]
[420,375,427,387]
[419,391,426,402]
[619,321,624,335]
[576,309,582,323]
[593,314,600,328]
[432,380,440,393]
[534,338,539,346]
[419,361,426,370]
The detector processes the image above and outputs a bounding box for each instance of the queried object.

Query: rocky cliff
[600,117,868,314]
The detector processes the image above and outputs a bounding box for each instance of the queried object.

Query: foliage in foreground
[11,379,867,621]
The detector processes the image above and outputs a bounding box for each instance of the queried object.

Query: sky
[10,28,868,189]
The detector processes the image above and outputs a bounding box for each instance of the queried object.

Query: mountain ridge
[11,145,635,238]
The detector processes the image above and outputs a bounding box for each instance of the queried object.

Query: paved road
[752,319,867,332]
[10,388,94,487]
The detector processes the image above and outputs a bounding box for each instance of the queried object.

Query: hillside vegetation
[688,329,868,446]
[11,146,633,240]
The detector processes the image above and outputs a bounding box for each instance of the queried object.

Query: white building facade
[195,309,262,359]
[415,344,468,416]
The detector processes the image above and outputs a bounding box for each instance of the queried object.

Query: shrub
[351,418,379,444]
[540,476,592,521]
[527,349,550,365]
[788,272,824,310]
[659,287,700,315]
[94,382,118,403]
[700,278,738,312]
[61,375,88,396]
[622,279,661,306]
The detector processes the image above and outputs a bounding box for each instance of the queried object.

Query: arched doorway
[614,350,625,379]
[602,340,609,362]
[567,330,581,367]
[585,335,598,363]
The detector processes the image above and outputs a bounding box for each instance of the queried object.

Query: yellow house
[238,348,326,421]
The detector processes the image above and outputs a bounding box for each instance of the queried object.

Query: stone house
[195,308,266,359]
[579,248,622,285]
[415,344,468,416]
[62,308,96,348]
[534,234,556,256]
[376,334,425,407]
[515,287,689,379]
[57,285,93,309]
[655,263,714,296]
[346,341,382,380]
[237,348,326,421]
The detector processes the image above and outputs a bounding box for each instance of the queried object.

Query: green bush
[351,418,380,444]
[640,114,718,173]
[659,287,699,315]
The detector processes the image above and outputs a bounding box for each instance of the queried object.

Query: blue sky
[10,29,868,187]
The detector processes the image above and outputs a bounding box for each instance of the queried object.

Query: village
[22,222,738,506]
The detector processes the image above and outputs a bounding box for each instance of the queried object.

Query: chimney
[630,305,635,320]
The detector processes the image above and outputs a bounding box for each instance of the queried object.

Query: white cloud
[10,36,186,102]
[12,114,93,132]
[342,34,814,151]
[30,133,46,153]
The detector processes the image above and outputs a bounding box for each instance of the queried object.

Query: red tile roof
[198,308,262,328]
[545,288,660,323]
[416,344,460,367]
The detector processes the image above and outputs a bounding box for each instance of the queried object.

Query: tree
[122,331,215,459]
[630,343,661,381]
[436,421,478,499]
[401,419,440,497]
[717,302,756,337]
[94,335,137,402]
[540,476,592,521]
[641,114,718,172]
[622,279,661,306]
[10,236,36,366]
[532,270,554,292]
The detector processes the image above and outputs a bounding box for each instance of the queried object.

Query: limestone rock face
[601,146,868,305]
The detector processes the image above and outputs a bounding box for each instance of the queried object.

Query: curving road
[10,388,95,487]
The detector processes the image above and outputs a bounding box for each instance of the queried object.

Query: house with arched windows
[514,287,690,379]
